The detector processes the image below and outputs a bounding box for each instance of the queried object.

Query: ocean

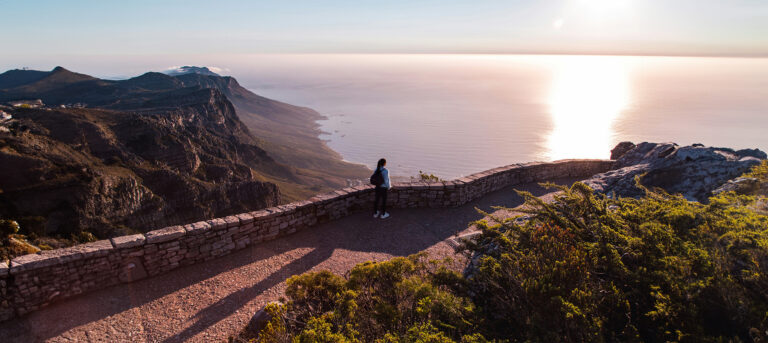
[35,53,768,180]
[242,54,768,179]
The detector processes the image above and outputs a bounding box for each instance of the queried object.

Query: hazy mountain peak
[164,66,222,77]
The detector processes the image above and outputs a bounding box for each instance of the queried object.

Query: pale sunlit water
[194,54,766,179]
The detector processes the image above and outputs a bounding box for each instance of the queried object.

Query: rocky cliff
[586,142,766,202]
[0,89,283,238]
[0,66,367,245]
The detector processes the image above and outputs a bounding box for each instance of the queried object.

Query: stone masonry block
[235,213,255,225]
[249,210,271,220]
[223,216,240,228]
[111,234,146,249]
[10,254,61,274]
[145,226,186,244]
[208,218,228,230]
[184,221,211,235]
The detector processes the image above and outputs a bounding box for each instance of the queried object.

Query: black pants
[374,186,387,214]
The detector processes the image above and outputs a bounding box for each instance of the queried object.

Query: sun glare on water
[545,56,631,160]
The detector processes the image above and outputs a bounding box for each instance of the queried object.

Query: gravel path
[0,178,578,342]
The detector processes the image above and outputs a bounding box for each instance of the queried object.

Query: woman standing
[372,158,391,219]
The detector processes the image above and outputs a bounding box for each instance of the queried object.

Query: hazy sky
[1,0,767,57]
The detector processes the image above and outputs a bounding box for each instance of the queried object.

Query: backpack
[370,168,384,186]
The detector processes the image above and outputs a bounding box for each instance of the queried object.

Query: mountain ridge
[0,66,368,248]
[0,66,368,192]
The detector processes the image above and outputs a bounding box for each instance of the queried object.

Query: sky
[1,0,767,59]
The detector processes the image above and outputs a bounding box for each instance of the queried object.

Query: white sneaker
[373,212,380,218]
[380,212,390,219]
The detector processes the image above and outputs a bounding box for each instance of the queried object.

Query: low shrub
[0,219,19,238]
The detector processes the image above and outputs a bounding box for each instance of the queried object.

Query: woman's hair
[377,158,386,169]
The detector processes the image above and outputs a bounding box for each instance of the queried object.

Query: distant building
[9,99,44,108]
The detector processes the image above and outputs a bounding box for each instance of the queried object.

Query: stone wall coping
[248,209,271,219]
[277,203,296,212]
[0,261,8,277]
[10,239,114,273]
[314,193,340,204]
[145,225,186,244]
[235,213,255,225]
[208,218,228,230]
[264,207,285,217]
[352,185,374,192]
[293,200,313,209]
[111,234,146,249]
[223,216,240,228]
[340,187,359,195]
[184,221,211,235]
[333,189,349,197]
[10,253,59,274]
[427,182,444,190]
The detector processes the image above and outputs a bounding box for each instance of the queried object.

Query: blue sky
[1,0,767,57]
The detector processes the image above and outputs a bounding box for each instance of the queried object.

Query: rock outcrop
[610,141,636,160]
[0,89,283,237]
[585,142,766,202]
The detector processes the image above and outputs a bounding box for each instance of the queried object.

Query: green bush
[72,231,97,243]
[234,254,483,342]
[464,178,768,342]
[0,220,20,238]
[238,163,768,342]
[417,171,442,182]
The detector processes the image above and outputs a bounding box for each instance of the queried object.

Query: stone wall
[0,159,614,321]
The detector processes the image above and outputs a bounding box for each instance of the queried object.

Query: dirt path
[0,178,578,343]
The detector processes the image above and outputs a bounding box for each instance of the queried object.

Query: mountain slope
[172,72,367,182]
[0,66,368,244]
[0,69,50,89]
[0,88,282,238]
[0,67,369,197]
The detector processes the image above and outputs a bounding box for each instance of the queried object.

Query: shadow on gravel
[0,178,577,343]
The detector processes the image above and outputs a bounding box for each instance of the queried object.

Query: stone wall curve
[0,159,614,321]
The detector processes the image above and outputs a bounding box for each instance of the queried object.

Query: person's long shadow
[0,178,577,342]
[161,246,335,343]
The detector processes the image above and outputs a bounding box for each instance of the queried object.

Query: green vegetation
[234,254,484,343]
[0,217,100,260]
[415,171,443,182]
[0,219,19,238]
[236,161,768,342]
[0,219,41,260]
[71,230,97,243]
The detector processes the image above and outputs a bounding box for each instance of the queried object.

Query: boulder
[585,142,766,202]
[610,141,636,160]
[714,177,766,196]
[246,301,282,334]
